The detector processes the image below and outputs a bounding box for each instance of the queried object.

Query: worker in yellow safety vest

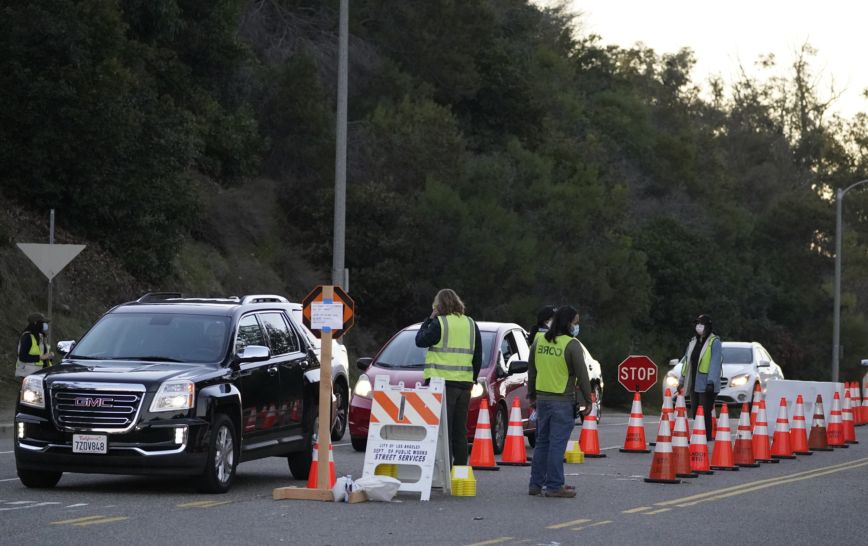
[15,312,55,379]
[678,314,722,440]
[416,288,482,466]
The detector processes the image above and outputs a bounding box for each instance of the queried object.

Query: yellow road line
[571,520,612,531]
[73,516,129,527]
[465,537,514,546]
[177,500,231,509]
[52,515,108,525]
[547,518,591,529]
[622,506,652,513]
[653,456,868,508]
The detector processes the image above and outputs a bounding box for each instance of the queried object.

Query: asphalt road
[1,408,866,545]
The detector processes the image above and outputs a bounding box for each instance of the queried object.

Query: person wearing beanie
[678,314,722,440]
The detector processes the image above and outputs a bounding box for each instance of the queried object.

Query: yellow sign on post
[273,285,355,502]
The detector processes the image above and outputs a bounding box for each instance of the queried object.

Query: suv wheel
[18,467,62,489]
[288,406,316,480]
[593,384,603,423]
[331,382,348,441]
[492,404,507,454]
[197,414,236,494]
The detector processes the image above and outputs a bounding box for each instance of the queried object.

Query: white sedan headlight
[20,375,45,409]
[353,374,372,399]
[149,380,195,412]
[664,375,680,389]
[729,374,750,388]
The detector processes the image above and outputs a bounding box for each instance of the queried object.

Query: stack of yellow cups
[564,440,585,464]
[374,463,398,478]
[450,465,476,497]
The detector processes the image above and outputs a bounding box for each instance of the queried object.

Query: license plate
[72,434,107,454]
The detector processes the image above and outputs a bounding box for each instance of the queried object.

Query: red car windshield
[374,329,496,369]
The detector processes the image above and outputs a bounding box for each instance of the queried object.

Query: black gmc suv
[15,293,326,493]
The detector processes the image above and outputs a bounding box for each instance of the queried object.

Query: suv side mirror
[757,359,770,368]
[356,357,372,371]
[57,340,76,355]
[668,359,680,367]
[861,359,868,367]
[508,360,528,375]
[237,345,270,363]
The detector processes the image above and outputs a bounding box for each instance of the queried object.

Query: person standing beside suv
[527,305,592,498]
[415,288,482,466]
[678,314,722,440]
[15,312,54,379]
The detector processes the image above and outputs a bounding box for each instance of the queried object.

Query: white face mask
[695,324,705,336]
[42,323,49,334]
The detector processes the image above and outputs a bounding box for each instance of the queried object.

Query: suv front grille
[52,387,144,432]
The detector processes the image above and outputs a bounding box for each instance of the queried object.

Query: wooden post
[317,285,334,491]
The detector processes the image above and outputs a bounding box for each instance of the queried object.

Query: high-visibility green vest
[16,334,45,368]
[534,334,574,394]
[424,314,475,383]
[681,334,718,377]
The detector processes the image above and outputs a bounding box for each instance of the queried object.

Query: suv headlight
[353,374,372,399]
[664,375,680,389]
[149,380,195,412]
[20,376,45,409]
[729,374,750,388]
[470,380,486,399]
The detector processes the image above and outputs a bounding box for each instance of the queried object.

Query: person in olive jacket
[527,305,592,498]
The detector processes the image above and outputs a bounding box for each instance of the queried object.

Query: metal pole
[48,209,55,351]
[331,0,349,288]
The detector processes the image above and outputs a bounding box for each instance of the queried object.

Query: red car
[349,321,536,453]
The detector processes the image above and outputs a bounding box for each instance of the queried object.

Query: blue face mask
[570,324,580,337]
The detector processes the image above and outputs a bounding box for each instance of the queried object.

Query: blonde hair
[433,288,465,316]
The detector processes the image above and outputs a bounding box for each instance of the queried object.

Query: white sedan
[662,341,784,406]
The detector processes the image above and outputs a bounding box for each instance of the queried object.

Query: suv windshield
[722,346,753,365]
[375,330,496,369]
[70,313,231,365]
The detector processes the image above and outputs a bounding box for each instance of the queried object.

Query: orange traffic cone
[675,391,690,436]
[861,377,868,426]
[469,399,500,470]
[620,392,651,453]
[710,405,739,471]
[306,441,336,489]
[498,398,530,466]
[827,392,847,448]
[689,405,714,474]
[650,388,674,447]
[790,395,812,455]
[851,382,863,426]
[579,393,605,458]
[711,410,718,439]
[644,413,681,484]
[808,394,832,451]
[843,388,858,444]
[673,406,697,478]
[750,382,763,429]
[770,397,796,459]
[734,403,759,467]
[752,399,779,463]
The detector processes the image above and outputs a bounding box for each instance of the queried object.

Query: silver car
[662,341,784,406]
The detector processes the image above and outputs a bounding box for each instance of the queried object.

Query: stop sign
[618,355,658,393]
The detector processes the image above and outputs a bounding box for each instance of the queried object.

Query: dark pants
[690,390,717,440]
[445,385,470,466]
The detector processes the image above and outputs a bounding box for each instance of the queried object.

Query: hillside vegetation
[2,1,868,407]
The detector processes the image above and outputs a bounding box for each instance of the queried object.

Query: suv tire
[288,404,316,479]
[197,414,237,494]
[331,381,348,441]
[492,404,508,455]
[18,467,62,489]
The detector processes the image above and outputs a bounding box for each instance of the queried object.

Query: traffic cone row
[499,398,530,466]
[306,441,336,489]
[469,399,500,470]
[579,394,605,458]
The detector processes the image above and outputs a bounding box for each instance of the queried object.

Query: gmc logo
[74,397,109,408]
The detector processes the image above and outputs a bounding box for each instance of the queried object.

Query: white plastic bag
[352,476,401,502]
[332,475,354,502]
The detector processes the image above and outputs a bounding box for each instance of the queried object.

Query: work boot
[528,486,542,496]
[544,487,576,498]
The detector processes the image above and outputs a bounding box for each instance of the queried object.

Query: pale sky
[550,0,867,118]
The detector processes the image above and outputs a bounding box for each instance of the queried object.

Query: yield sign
[17,243,86,281]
